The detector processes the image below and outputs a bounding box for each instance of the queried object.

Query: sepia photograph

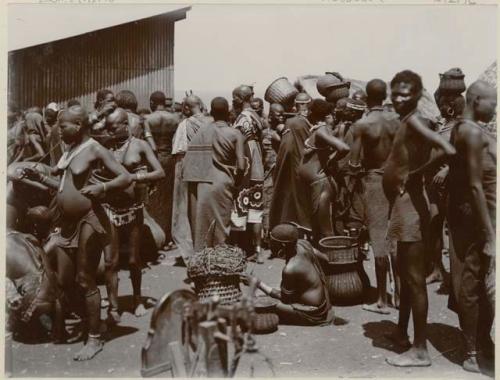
[4,0,497,378]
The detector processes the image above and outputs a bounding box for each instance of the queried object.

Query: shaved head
[466,80,496,105]
[466,80,497,123]
[232,85,254,102]
[185,95,202,109]
[210,97,230,121]
[270,103,285,114]
[366,79,387,105]
[59,105,88,126]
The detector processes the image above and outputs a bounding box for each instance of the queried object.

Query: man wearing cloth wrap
[382,71,455,368]
[349,79,400,314]
[242,224,335,326]
[447,80,496,373]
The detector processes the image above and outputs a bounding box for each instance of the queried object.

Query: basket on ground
[319,236,359,264]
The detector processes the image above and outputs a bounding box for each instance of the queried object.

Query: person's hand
[80,184,105,199]
[20,167,41,182]
[240,273,259,287]
[483,239,496,258]
[432,167,448,188]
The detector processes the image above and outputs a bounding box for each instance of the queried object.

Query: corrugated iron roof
[8,4,190,51]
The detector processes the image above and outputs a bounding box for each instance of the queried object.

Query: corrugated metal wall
[8,13,177,111]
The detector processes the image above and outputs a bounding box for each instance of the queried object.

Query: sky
[7,3,497,105]
[174,4,497,103]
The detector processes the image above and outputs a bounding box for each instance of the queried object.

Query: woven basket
[319,236,359,264]
[193,275,242,306]
[252,313,279,334]
[265,77,299,106]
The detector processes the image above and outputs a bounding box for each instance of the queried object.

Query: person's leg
[387,241,431,367]
[248,222,263,263]
[275,303,314,326]
[363,256,390,314]
[73,224,104,361]
[389,243,401,309]
[385,242,411,347]
[459,244,482,372]
[103,224,120,323]
[426,210,446,284]
[129,211,146,317]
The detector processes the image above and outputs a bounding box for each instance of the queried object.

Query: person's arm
[143,120,157,153]
[317,127,351,161]
[80,144,132,198]
[407,115,456,177]
[463,126,495,256]
[132,140,165,183]
[234,131,246,173]
[23,134,46,162]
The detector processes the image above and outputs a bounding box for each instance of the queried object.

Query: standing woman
[99,108,165,318]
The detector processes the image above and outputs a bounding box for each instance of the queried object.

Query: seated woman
[242,224,336,326]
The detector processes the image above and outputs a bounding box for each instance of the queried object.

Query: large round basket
[193,275,242,306]
[264,77,299,106]
[319,236,359,264]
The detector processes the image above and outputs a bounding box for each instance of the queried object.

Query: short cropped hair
[390,70,423,94]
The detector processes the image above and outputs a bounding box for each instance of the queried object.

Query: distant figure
[349,79,401,314]
[382,71,455,368]
[262,103,285,242]
[231,85,265,263]
[115,90,145,142]
[447,80,496,373]
[294,92,312,117]
[67,99,81,108]
[269,103,311,231]
[242,224,335,326]
[193,98,245,248]
[297,99,350,243]
[144,91,180,246]
[171,95,212,260]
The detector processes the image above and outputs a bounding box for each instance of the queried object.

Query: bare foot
[73,336,103,361]
[107,309,121,325]
[385,329,411,350]
[134,303,147,317]
[256,253,264,264]
[363,303,391,315]
[425,270,443,285]
[386,347,431,367]
[462,355,480,373]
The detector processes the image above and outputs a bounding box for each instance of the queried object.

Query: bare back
[357,108,400,170]
[145,111,179,154]
[281,242,326,306]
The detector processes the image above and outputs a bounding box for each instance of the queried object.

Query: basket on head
[193,275,242,306]
[317,72,351,97]
[265,77,299,107]
[319,236,359,264]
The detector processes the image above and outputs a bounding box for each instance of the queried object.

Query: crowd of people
[5,68,496,373]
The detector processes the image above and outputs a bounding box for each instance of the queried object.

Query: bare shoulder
[407,113,432,130]
[457,120,483,140]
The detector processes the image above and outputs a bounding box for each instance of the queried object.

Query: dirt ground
[10,248,494,378]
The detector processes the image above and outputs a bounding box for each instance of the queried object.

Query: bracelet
[39,174,47,184]
[348,160,362,169]
[136,173,146,182]
[144,132,153,138]
[101,182,107,193]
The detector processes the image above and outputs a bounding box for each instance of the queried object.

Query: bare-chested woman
[22,105,132,361]
[101,108,165,319]
[382,71,455,367]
